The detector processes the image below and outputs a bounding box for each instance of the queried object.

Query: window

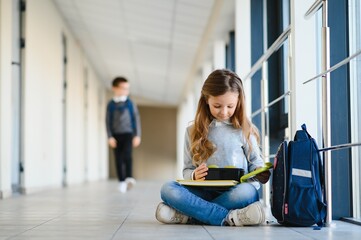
[349,0,361,220]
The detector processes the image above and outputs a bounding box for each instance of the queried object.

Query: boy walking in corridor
[106,77,141,193]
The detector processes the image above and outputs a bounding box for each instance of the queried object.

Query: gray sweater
[106,99,141,138]
[183,119,264,189]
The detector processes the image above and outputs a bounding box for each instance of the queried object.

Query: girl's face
[207,91,239,121]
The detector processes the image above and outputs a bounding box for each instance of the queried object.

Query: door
[11,0,25,194]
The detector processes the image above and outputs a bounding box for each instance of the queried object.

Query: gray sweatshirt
[183,119,264,189]
[106,99,141,138]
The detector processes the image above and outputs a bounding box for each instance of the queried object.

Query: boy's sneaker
[118,181,127,193]
[125,177,136,190]
[226,201,265,226]
[155,202,188,224]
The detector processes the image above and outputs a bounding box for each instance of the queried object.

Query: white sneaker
[118,181,127,193]
[226,201,265,226]
[125,177,136,190]
[155,202,188,224]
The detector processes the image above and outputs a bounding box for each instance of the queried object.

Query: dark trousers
[113,133,133,181]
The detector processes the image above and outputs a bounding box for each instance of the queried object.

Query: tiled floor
[0,180,360,240]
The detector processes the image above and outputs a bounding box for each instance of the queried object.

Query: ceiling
[53,0,235,106]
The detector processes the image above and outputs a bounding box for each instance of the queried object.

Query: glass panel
[349,0,361,220]
[250,41,291,159]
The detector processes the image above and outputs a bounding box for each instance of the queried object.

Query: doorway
[11,0,25,194]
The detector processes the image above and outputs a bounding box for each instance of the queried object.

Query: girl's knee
[237,183,258,197]
[160,181,182,203]
[230,183,259,205]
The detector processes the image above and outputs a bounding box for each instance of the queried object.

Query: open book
[177,162,273,187]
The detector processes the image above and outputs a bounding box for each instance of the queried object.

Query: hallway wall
[134,106,177,180]
[23,0,64,190]
[109,106,178,181]
[0,0,108,197]
[22,0,108,191]
[0,0,13,198]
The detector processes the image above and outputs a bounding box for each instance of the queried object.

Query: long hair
[190,69,260,166]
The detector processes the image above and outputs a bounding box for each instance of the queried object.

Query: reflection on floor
[0,180,360,240]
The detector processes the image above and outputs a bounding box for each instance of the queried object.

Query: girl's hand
[193,163,208,180]
[254,169,271,184]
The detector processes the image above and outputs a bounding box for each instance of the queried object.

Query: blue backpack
[108,99,136,134]
[271,124,327,227]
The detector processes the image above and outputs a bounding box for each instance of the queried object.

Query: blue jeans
[160,181,259,226]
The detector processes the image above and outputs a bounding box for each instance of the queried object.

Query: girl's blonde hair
[190,69,260,166]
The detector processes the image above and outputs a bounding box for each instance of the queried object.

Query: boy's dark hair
[112,77,128,87]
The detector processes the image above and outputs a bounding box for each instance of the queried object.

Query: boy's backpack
[271,124,327,227]
[108,99,136,134]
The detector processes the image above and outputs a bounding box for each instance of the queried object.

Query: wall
[0,0,108,197]
[0,0,14,198]
[22,0,108,192]
[65,37,86,185]
[23,0,64,190]
[84,66,107,182]
[109,105,178,181]
[134,106,177,180]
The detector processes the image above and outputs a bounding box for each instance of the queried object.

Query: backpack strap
[126,99,137,135]
[108,100,116,134]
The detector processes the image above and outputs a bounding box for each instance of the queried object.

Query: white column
[201,62,212,82]
[213,40,226,70]
[235,0,252,116]
[290,0,321,140]
[0,0,14,198]
[193,74,203,111]
[176,92,195,179]
[349,0,361,220]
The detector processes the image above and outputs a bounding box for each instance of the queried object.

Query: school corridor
[0,180,360,240]
[1,0,361,239]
